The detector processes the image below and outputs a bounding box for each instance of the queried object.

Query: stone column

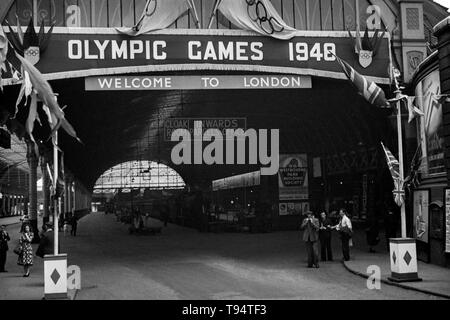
[18,196,23,215]
[11,195,16,215]
[399,0,427,83]
[66,175,72,217]
[27,140,40,243]
[5,195,9,216]
[40,156,50,226]
[1,193,5,216]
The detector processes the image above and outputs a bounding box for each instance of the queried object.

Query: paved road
[0,212,443,300]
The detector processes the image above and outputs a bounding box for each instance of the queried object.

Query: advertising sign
[278,202,309,216]
[278,154,308,201]
[413,190,429,243]
[416,69,445,176]
[445,189,450,253]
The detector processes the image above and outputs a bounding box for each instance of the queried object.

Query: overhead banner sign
[85,75,312,91]
[278,154,309,201]
[3,29,390,84]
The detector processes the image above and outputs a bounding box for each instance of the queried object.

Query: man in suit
[301,211,320,268]
[0,225,10,272]
[319,212,333,261]
[36,223,57,258]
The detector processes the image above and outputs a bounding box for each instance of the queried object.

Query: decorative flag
[405,96,424,123]
[117,0,196,36]
[25,91,38,141]
[348,27,386,69]
[335,55,389,108]
[0,26,7,90]
[5,18,53,62]
[211,0,297,40]
[392,179,405,207]
[381,142,400,180]
[435,94,450,105]
[404,145,423,193]
[381,142,404,207]
[16,53,81,143]
[422,93,444,137]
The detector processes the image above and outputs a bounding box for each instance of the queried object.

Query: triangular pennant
[405,96,424,123]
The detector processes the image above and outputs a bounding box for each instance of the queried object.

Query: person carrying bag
[333,209,353,261]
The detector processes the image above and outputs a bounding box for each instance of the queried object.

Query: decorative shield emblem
[359,50,373,68]
[24,46,40,65]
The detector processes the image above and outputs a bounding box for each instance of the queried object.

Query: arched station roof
[0,74,391,191]
[0,0,448,193]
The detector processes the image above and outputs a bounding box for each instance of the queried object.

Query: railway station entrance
[1,0,426,234]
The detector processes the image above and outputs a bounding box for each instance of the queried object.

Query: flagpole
[187,0,200,29]
[207,0,222,29]
[394,77,407,238]
[53,129,59,255]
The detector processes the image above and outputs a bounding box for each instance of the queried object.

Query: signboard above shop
[2,29,391,85]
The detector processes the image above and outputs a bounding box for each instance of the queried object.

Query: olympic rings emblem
[246,0,285,35]
[25,49,40,57]
[144,0,157,17]
[360,52,373,59]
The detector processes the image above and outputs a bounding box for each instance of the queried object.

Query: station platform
[0,212,448,300]
[343,250,450,299]
[0,216,22,226]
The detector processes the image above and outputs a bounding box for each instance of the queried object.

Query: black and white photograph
[0,0,450,308]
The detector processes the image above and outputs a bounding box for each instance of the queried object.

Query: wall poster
[413,190,429,243]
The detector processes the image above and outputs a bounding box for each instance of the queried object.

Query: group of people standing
[0,220,59,277]
[301,209,352,268]
[0,223,35,277]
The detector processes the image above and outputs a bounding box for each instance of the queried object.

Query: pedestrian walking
[36,223,57,258]
[17,224,34,277]
[384,206,398,250]
[20,215,31,233]
[71,214,78,236]
[333,209,353,261]
[0,225,10,272]
[63,218,70,236]
[301,211,320,268]
[162,201,170,227]
[319,212,333,261]
[366,217,380,253]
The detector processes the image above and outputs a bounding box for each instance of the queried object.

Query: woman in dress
[18,224,34,277]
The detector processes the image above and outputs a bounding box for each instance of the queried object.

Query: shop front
[411,17,450,267]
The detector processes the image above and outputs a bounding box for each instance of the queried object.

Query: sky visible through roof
[434,0,450,11]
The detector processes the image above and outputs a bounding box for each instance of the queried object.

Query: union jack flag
[381,142,404,206]
[335,55,389,108]
[381,143,399,179]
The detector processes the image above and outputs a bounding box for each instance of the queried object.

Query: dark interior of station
[1,72,404,232]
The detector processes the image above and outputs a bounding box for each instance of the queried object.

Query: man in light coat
[334,208,353,261]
